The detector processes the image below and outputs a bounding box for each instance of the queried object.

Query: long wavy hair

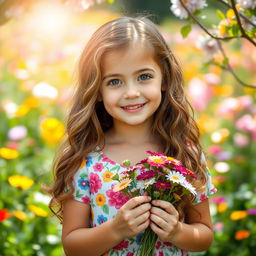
[48,16,207,222]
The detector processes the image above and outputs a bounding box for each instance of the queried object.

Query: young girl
[49,16,217,256]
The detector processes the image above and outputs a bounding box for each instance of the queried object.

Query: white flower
[166,171,186,185]
[241,15,256,31]
[181,180,197,195]
[136,180,146,190]
[236,0,256,9]
[197,35,219,56]
[144,178,156,188]
[33,82,58,99]
[170,0,208,19]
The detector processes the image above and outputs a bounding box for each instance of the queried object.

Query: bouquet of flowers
[112,151,197,256]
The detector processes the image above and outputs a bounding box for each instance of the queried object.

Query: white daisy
[166,171,186,185]
[181,180,197,195]
[136,180,146,190]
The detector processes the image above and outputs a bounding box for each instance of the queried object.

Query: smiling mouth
[121,103,146,110]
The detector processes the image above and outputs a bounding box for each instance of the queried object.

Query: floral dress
[72,149,217,256]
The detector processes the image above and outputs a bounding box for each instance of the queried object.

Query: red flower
[93,163,104,172]
[0,209,11,221]
[89,173,102,194]
[154,180,171,189]
[113,240,129,250]
[137,171,155,180]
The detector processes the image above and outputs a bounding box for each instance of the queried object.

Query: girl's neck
[105,122,157,146]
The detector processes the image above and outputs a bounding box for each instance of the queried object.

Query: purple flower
[247,208,256,215]
[154,180,171,189]
[8,126,27,141]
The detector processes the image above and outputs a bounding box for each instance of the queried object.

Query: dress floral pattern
[72,149,217,256]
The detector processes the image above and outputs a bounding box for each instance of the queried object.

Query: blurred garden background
[0,0,256,255]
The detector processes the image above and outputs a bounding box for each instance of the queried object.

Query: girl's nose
[124,84,140,99]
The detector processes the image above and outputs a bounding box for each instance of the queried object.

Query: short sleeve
[72,164,91,204]
[193,153,217,205]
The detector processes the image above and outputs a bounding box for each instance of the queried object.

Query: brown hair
[48,16,207,222]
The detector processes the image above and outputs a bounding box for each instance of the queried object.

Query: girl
[49,16,217,256]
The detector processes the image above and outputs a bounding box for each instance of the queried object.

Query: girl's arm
[62,195,151,256]
[150,199,213,252]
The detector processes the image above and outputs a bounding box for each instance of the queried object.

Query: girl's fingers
[150,213,168,229]
[152,200,179,219]
[134,211,150,226]
[150,221,165,236]
[124,196,151,210]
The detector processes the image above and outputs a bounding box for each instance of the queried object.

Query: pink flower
[247,208,256,215]
[101,154,115,164]
[234,133,249,147]
[89,173,102,194]
[212,196,226,205]
[146,150,165,156]
[137,171,155,180]
[200,194,207,201]
[208,145,222,155]
[204,73,220,85]
[93,163,104,172]
[217,97,240,117]
[82,196,90,204]
[159,252,164,256]
[126,253,134,256]
[214,222,224,232]
[8,126,27,141]
[187,77,213,111]
[154,180,171,189]
[113,240,129,250]
[147,156,167,167]
[106,185,130,209]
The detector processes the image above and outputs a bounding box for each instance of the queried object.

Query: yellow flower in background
[217,202,227,213]
[29,205,48,217]
[8,175,34,190]
[235,230,250,240]
[103,170,114,182]
[24,96,40,108]
[15,104,30,117]
[197,114,218,133]
[226,9,237,24]
[213,85,233,96]
[13,211,26,221]
[230,210,248,220]
[0,148,19,159]
[218,20,227,36]
[113,178,132,192]
[40,118,65,144]
[95,194,106,206]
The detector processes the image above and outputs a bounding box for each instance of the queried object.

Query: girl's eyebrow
[103,68,155,80]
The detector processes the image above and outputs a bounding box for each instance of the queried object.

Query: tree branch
[230,0,256,47]
[178,0,239,40]
[218,0,256,27]
[216,40,256,88]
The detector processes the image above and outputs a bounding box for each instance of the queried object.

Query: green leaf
[216,9,225,20]
[102,204,109,214]
[223,58,229,65]
[111,173,119,181]
[180,25,191,38]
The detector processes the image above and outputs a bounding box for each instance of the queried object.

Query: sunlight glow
[25,1,71,38]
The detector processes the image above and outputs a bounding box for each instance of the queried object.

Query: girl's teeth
[124,104,143,110]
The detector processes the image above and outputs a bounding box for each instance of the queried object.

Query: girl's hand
[149,200,181,242]
[112,195,151,240]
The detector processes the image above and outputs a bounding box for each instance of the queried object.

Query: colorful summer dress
[72,149,217,256]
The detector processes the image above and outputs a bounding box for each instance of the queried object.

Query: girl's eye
[107,79,121,86]
[138,74,153,81]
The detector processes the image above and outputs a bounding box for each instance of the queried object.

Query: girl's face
[100,42,163,128]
